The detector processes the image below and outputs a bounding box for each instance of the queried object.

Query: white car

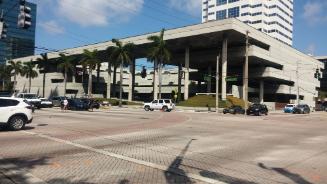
[0,97,33,130]
[143,99,175,112]
[16,93,42,109]
[40,98,53,108]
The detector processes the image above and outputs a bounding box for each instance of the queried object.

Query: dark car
[246,104,268,116]
[293,104,310,114]
[80,98,100,110]
[51,96,67,107]
[67,99,89,111]
[223,105,245,115]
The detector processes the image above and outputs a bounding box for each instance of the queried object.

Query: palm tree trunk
[88,68,93,97]
[28,76,31,93]
[113,66,117,97]
[153,60,158,100]
[13,73,17,93]
[2,80,5,91]
[158,62,162,99]
[119,62,123,107]
[64,70,67,96]
[42,72,46,97]
[178,62,182,102]
[107,62,111,99]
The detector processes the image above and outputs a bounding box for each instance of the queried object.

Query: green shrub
[177,95,231,108]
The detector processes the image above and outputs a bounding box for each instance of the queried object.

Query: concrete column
[184,47,190,100]
[132,59,136,101]
[260,80,264,103]
[106,61,112,99]
[128,61,134,102]
[177,61,182,102]
[243,31,249,109]
[153,60,158,100]
[222,35,228,100]
[207,66,212,93]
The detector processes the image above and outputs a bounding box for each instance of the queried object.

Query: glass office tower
[0,0,36,64]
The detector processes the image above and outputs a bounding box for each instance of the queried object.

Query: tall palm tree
[36,53,50,97]
[21,60,38,93]
[8,60,23,93]
[58,53,74,96]
[108,39,135,107]
[0,64,12,91]
[80,59,88,86]
[80,49,99,97]
[147,29,171,99]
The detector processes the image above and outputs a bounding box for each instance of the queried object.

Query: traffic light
[141,66,147,78]
[0,20,7,39]
[17,0,32,29]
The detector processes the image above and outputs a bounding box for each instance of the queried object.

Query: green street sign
[226,77,238,82]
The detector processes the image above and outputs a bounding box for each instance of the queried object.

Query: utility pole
[243,31,249,109]
[216,54,220,113]
[296,61,300,104]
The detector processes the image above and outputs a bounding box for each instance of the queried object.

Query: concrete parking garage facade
[12,19,323,107]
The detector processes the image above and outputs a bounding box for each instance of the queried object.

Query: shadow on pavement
[164,139,195,184]
[0,126,35,132]
[258,163,313,184]
[118,179,130,184]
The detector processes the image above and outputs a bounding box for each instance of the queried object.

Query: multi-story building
[316,56,327,92]
[202,0,293,45]
[0,0,36,65]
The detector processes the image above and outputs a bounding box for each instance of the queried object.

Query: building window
[216,10,227,20]
[217,0,227,6]
[228,0,239,3]
[228,7,240,18]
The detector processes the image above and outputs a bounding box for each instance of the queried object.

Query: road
[1,108,327,184]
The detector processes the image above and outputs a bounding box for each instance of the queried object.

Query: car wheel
[8,116,26,131]
[162,106,168,112]
[144,106,150,111]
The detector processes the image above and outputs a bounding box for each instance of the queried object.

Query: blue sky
[30,0,327,56]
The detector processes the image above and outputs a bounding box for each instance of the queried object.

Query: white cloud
[39,20,65,34]
[57,0,144,27]
[303,1,327,25]
[168,0,201,16]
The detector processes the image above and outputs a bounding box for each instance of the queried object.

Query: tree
[58,53,74,96]
[147,29,171,99]
[0,64,12,91]
[80,49,99,97]
[36,53,50,97]
[21,60,38,93]
[8,60,23,93]
[108,39,135,107]
[105,47,115,99]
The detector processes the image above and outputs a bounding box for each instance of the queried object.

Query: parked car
[246,104,268,116]
[293,104,310,114]
[284,104,296,113]
[16,93,42,109]
[0,97,33,130]
[80,98,100,110]
[51,96,67,107]
[143,99,175,112]
[223,105,245,114]
[67,99,89,111]
[40,98,53,108]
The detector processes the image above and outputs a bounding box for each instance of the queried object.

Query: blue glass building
[0,0,36,64]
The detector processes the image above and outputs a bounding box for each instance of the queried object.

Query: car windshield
[251,104,261,108]
[297,105,306,108]
[286,105,294,107]
[24,94,38,99]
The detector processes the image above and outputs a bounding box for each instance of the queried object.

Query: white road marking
[22,131,226,184]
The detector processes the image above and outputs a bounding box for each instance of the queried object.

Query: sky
[29,0,327,56]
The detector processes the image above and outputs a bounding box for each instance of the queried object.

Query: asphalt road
[0,108,327,184]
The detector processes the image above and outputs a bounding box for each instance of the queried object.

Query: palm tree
[21,60,38,93]
[108,39,135,107]
[105,47,115,99]
[147,29,171,99]
[80,49,99,97]
[0,64,12,91]
[80,59,88,86]
[8,60,23,93]
[36,53,50,97]
[58,53,74,96]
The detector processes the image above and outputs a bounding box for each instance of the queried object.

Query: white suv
[0,97,33,131]
[144,99,175,112]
